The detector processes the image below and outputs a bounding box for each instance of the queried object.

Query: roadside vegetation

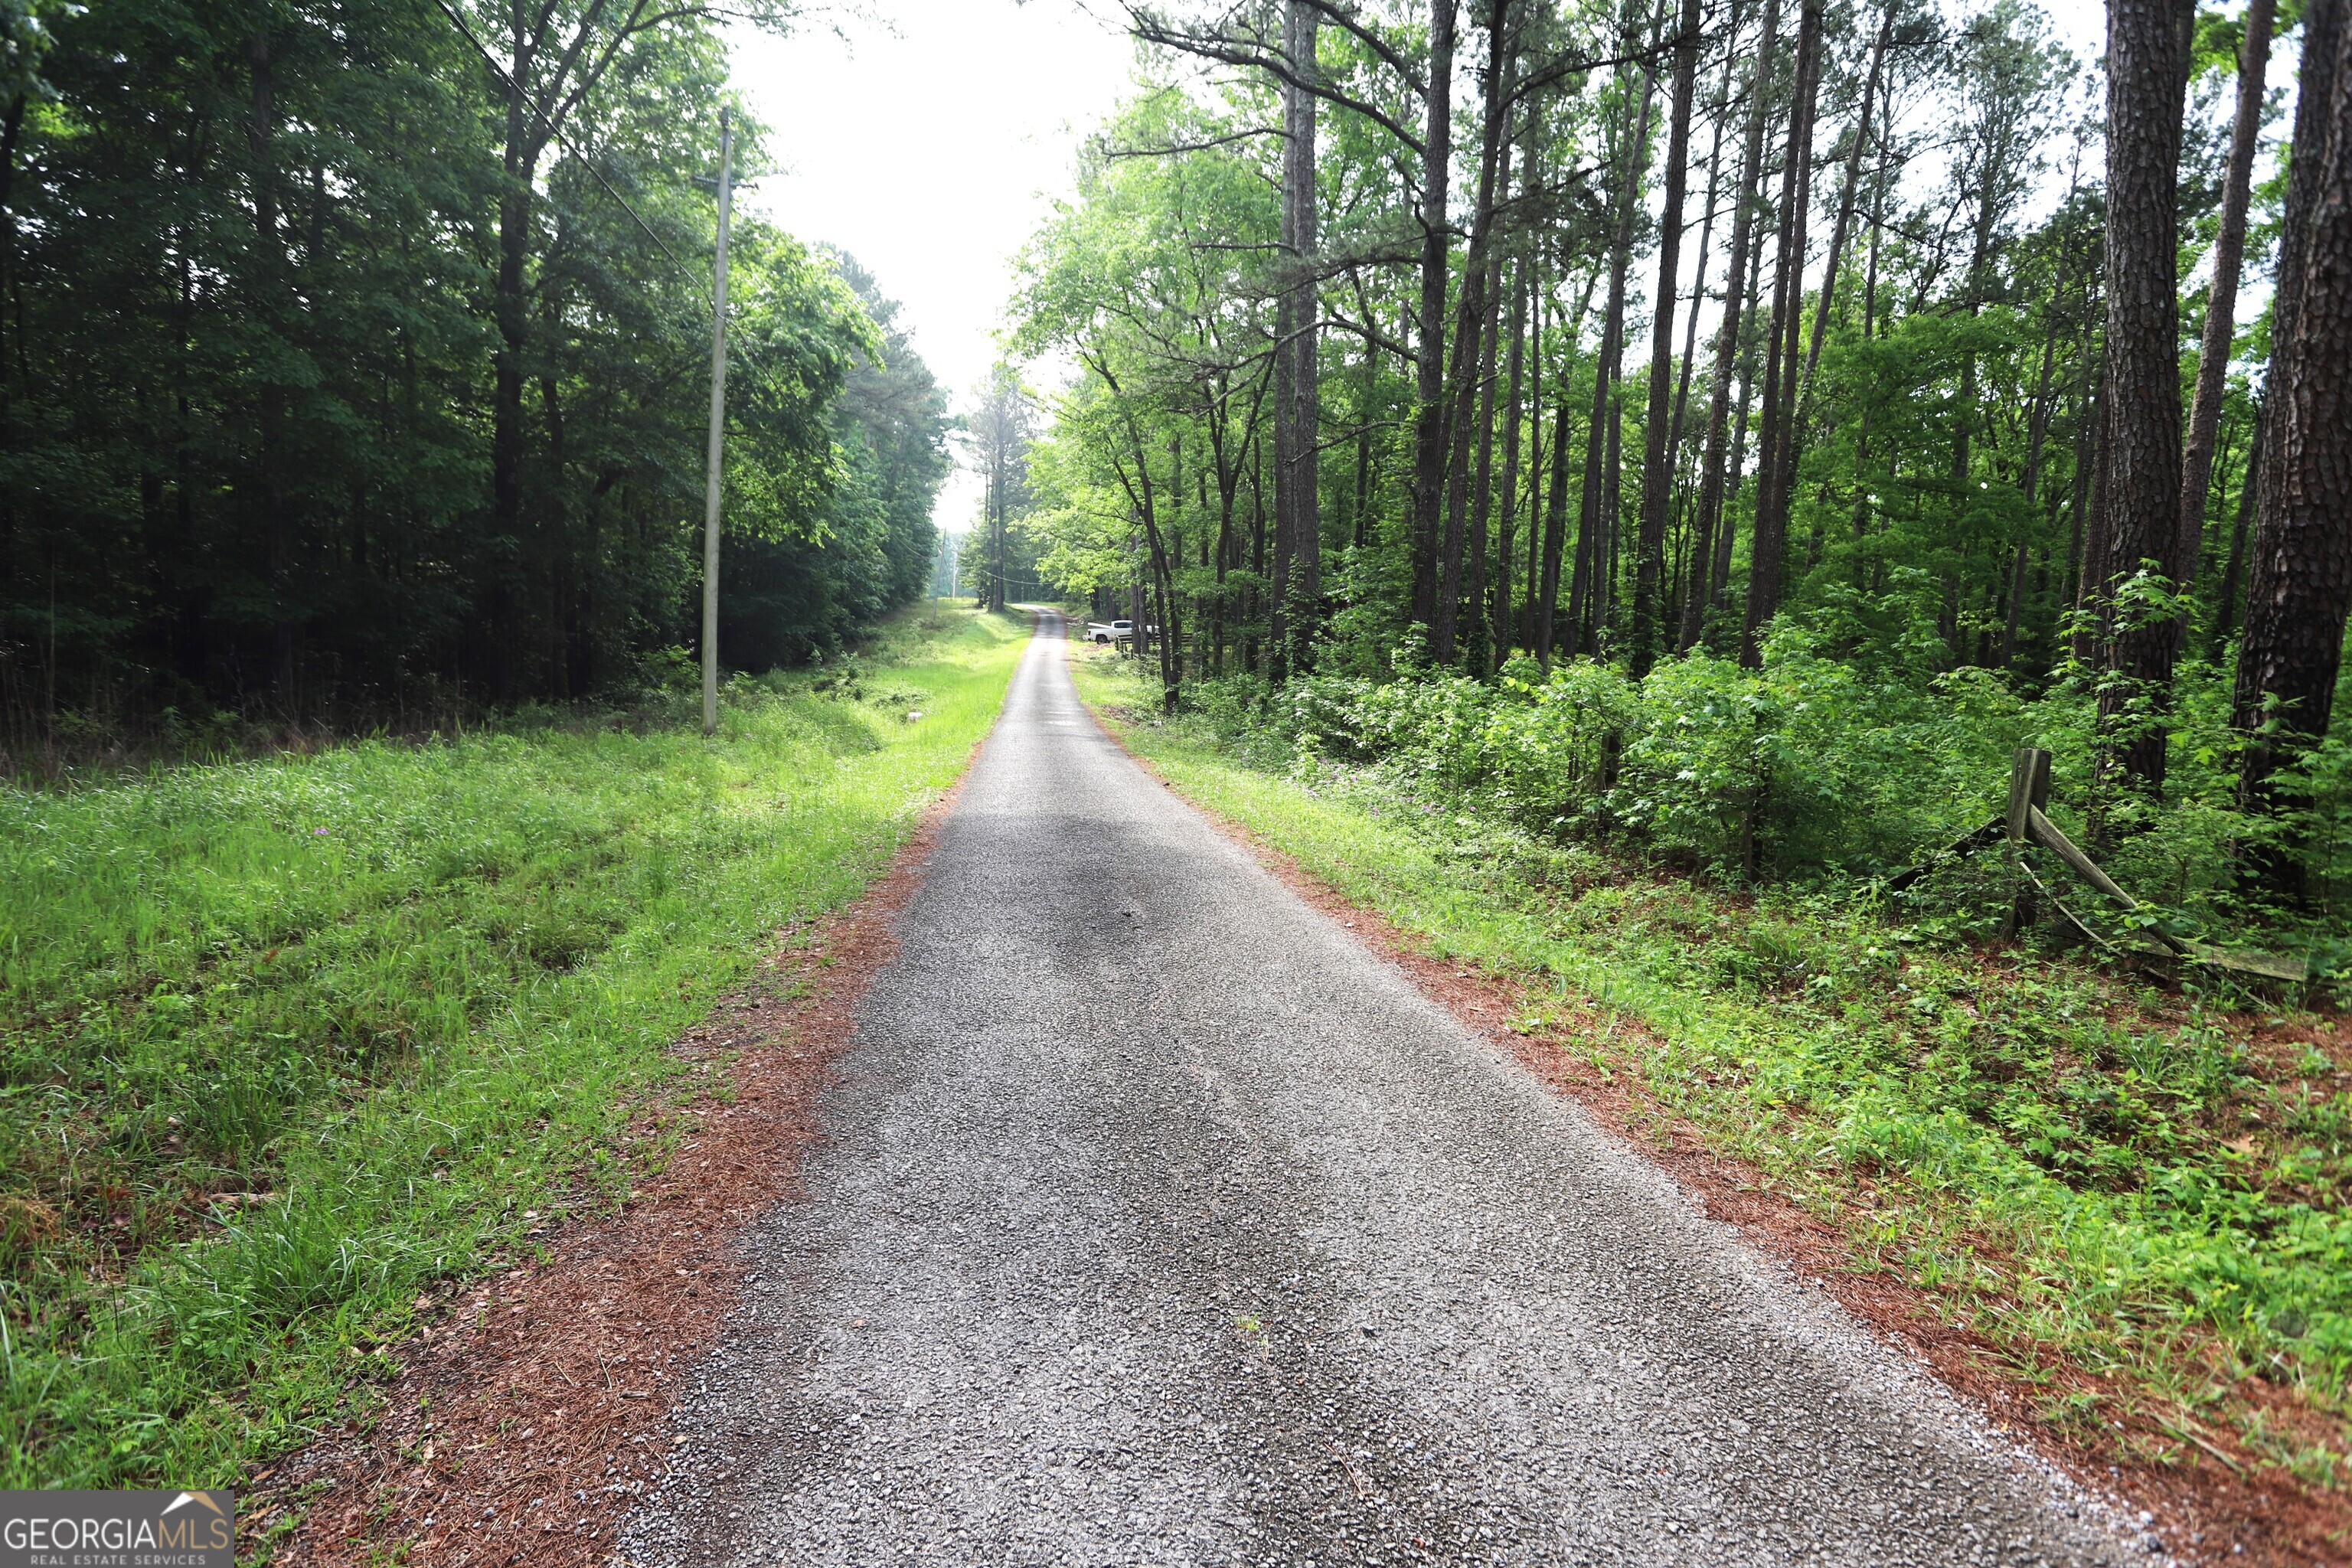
[0,605,1027,1490]
[1075,642,2351,1502]
[998,0,2352,1524]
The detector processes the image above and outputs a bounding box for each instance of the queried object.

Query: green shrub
[1171,597,2352,969]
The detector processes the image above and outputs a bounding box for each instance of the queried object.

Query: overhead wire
[424,0,714,308]
[419,2,893,461]
[422,0,838,405]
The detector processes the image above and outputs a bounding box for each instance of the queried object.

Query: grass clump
[0,603,1028,1488]
[1076,645,2352,1492]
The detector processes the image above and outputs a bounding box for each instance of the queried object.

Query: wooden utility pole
[701,107,733,738]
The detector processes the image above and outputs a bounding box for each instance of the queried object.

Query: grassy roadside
[0,603,1028,1489]
[1073,647,2352,1525]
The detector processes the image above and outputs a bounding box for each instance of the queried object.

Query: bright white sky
[727,2,1137,538]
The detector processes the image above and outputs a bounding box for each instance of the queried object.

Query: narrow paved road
[622,616,2143,1567]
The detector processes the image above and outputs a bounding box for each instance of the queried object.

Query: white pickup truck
[1084,618,1132,645]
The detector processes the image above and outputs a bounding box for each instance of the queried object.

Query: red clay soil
[1105,735,2351,1568]
[251,792,959,1568]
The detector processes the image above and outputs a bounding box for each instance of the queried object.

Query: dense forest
[1003,0,2352,940]
[0,0,949,756]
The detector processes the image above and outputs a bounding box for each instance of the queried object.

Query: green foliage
[0,0,942,750]
[1009,83,1289,681]
[722,256,952,663]
[1223,586,2025,879]
[0,603,1025,1487]
[1140,573,2352,979]
[1004,0,2282,770]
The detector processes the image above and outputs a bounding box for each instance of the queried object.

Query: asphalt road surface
[621,613,2147,1567]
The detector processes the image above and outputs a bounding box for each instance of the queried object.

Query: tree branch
[1294,0,1425,93]
[1102,125,1288,159]
[1125,8,1428,157]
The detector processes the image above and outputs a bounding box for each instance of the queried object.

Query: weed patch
[0,604,1026,1488]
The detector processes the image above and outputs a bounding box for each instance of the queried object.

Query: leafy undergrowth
[1075,648,2352,1507]
[0,603,1029,1488]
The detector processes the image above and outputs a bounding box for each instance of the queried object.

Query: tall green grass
[0,604,1028,1488]
[1076,648,2352,1490]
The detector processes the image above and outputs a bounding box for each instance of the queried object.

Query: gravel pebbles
[619,615,2152,1567]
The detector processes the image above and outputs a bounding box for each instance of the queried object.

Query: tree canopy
[0,0,949,752]
[1009,0,2352,916]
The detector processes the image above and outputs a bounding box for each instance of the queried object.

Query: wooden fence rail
[1889,746,2306,985]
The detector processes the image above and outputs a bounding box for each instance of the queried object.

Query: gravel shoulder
[621,615,2153,1567]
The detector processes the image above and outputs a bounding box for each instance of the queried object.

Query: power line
[424,0,710,305]
[421,1,826,400]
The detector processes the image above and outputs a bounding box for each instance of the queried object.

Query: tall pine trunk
[1537,267,1599,666]
[1272,0,1321,678]
[1494,253,1530,660]
[1467,249,1505,675]
[1537,402,1576,668]
[2094,0,2193,797]
[1631,0,1701,676]
[1681,0,1782,652]
[1664,25,1739,613]
[1436,0,1515,663]
[2213,400,2262,652]
[1602,405,1624,645]
[1740,0,1822,666]
[1410,1,1459,632]
[1713,233,1768,612]
[2233,0,2350,856]
[2001,261,2069,666]
[1797,1,1892,422]
[1570,60,1658,657]
[2177,0,2274,592]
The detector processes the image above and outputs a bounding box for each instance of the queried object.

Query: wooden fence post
[1893,745,2302,981]
[2006,747,2052,843]
[2004,748,2053,937]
